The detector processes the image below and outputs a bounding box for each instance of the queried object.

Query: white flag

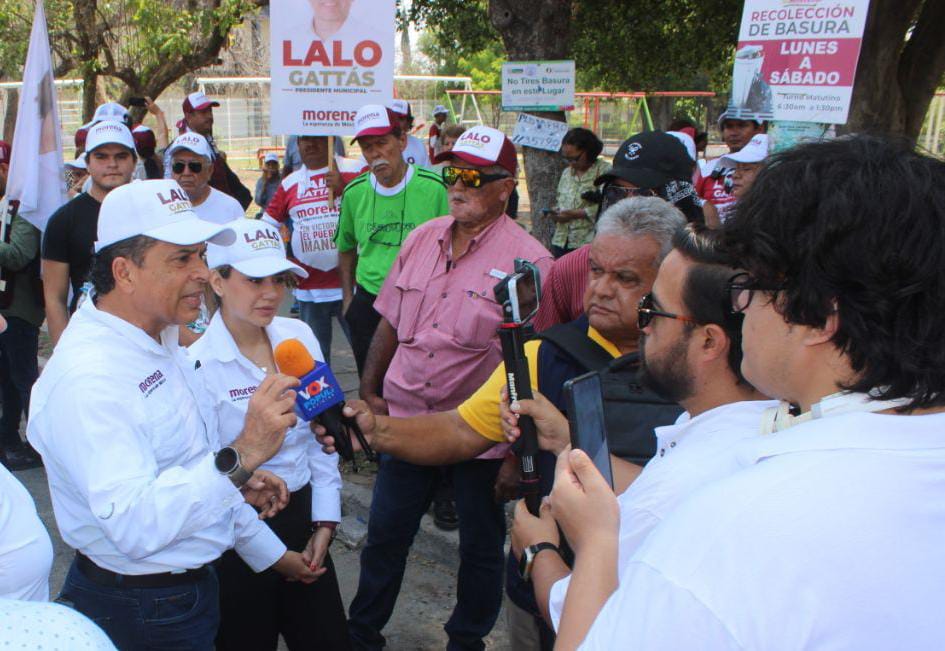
[6,0,66,232]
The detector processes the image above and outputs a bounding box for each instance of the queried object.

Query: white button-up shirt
[548,400,776,629]
[0,465,53,600]
[579,410,945,650]
[189,313,341,522]
[28,299,286,575]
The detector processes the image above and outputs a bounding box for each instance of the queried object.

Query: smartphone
[128,97,147,107]
[564,372,614,490]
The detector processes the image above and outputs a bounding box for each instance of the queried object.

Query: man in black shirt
[42,121,136,345]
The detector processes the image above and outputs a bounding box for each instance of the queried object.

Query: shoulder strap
[535,318,612,373]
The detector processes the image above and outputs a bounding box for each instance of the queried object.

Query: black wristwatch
[518,542,560,582]
[215,446,253,489]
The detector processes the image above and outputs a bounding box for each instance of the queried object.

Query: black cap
[595,131,693,189]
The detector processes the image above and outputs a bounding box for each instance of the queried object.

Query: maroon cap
[132,125,157,153]
[352,105,400,141]
[0,140,10,165]
[74,124,90,149]
[433,125,518,175]
[182,91,220,113]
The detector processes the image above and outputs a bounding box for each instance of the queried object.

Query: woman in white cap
[189,218,350,650]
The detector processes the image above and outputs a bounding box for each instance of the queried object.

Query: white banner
[6,0,66,232]
[270,0,395,135]
[510,113,569,152]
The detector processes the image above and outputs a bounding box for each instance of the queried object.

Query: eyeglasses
[726,272,784,313]
[602,184,658,208]
[637,293,697,329]
[172,161,204,174]
[442,166,510,188]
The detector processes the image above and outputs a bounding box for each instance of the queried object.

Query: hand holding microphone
[273,338,377,466]
[233,373,300,472]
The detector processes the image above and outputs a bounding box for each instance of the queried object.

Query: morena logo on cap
[357,111,382,126]
[624,142,643,160]
[156,187,193,214]
[244,226,282,252]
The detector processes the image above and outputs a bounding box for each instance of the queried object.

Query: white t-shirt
[191,187,245,224]
[402,135,431,168]
[548,400,775,629]
[579,411,945,650]
[0,465,53,600]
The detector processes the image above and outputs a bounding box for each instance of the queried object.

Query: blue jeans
[299,299,351,367]
[58,559,220,650]
[348,455,506,651]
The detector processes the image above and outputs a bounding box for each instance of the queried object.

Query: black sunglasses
[442,166,510,188]
[172,161,204,174]
[602,184,658,207]
[637,293,697,330]
[726,272,785,314]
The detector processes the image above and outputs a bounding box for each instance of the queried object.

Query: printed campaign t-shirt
[334,165,448,295]
[696,157,736,208]
[264,165,358,302]
[42,192,101,312]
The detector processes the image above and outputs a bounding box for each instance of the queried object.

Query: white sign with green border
[502,61,575,112]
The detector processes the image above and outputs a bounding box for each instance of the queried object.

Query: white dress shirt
[0,464,53,600]
[189,313,342,522]
[548,400,776,629]
[27,299,286,575]
[192,187,245,225]
[579,410,945,650]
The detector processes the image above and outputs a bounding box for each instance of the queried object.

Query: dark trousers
[343,286,381,377]
[0,316,39,452]
[59,559,220,650]
[216,484,351,651]
[348,455,506,651]
[299,299,352,367]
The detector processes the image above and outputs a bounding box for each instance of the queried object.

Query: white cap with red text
[84,121,136,154]
[95,180,235,252]
[387,99,411,116]
[168,132,214,159]
[722,134,769,165]
[207,217,307,278]
[433,125,517,175]
[352,104,398,140]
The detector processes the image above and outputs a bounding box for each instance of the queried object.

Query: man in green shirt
[336,104,448,375]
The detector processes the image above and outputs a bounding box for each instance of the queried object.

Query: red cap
[132,125,157,152]
[75,124,90,149]
[182,91,220,113]
[433,125,517,175]
[0,140,10,165]
[352,105,400,141]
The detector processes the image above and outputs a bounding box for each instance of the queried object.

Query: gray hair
[595,196,686,261]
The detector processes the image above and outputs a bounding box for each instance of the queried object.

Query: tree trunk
[844,0,945,140]
[647,96,676,132]
[81,70,97,123]
[488,0,572,248]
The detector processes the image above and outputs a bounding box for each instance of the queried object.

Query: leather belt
[75,551,214,589]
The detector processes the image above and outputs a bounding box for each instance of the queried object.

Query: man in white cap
[721,133,768,204]
[428,104,450,160]
[169,131,245,224]
[696,108,766,212]
[43,121,136,346]
[387,99,431,167]
[173,91,252,209]
[335,104,448,376]
[28,179,319,648]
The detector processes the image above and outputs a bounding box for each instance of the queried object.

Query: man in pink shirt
[349,126,552,650]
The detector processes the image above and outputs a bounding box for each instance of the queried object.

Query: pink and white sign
[730,0,870,124]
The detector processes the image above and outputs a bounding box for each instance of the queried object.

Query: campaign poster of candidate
[726,0,870,124]
[270,0,395,135]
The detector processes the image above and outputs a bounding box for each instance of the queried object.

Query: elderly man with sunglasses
[346,125,552,651]
[168,132,245,225]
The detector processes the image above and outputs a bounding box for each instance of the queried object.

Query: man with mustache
[335,104,448,376]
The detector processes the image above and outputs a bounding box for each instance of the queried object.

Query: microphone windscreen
[274,338,316,378]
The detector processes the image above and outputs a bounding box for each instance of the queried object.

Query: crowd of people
[0,84,943,651]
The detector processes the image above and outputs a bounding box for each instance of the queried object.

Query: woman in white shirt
[189,218,350,650]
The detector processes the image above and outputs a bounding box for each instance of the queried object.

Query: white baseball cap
[65,153,87,171]
[85,121,136,154]
[722,134,769,165]
[168,132,214,159]
[182,91,220,113]
[432,105,448,116]
[667,130,697,162]
[352,104,399,141]
[263,152,280,164]
[387,99,411,117]
[433,125,517,175]
[95,180,236,253]
[92,102,129,125]
[207,218,307,278]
